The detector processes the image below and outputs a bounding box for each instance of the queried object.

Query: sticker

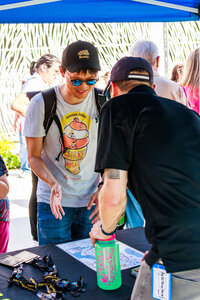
[152,263,171,300]
[131,265,140,277]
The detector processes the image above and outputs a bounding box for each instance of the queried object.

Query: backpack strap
[26,91,40,101]
[94,87,106,113]
[42,88,57,136]
[42,88,68,161]
[50,113,68,161]
[26,89,58,137]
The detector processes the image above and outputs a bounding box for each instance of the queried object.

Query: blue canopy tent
[0,0,199,23]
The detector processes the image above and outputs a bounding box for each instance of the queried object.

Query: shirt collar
[128,84,156,96]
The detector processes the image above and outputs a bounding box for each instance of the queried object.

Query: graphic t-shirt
[95,85,200,273]
[0,155,9,223]
[24,86,100,207]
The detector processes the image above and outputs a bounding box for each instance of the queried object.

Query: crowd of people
[0,38,200,299]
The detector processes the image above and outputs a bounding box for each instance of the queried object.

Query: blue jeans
[19,132,30,172]
[38,202,95,245]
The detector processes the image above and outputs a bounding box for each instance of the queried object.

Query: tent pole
[0,0,61,11]
[132,0,199,14]
[163,23,169,78]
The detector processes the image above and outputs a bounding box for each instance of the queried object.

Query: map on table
[57,238,143,271]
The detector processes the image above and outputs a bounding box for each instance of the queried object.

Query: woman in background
[181,48,200,114]
[171,63,184,83]
[11,53,61,242]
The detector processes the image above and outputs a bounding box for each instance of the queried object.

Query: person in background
[95,71,110,90]
[13,79,30,178]
[24,40,102,246]
[90,56,200,300]
[129,40,187,106]
[11,54,60,242]
[11,54,61,117]
[0,155,9,253]
[180,48,200,114]
[171,63,184,83]
[13,111,30,178]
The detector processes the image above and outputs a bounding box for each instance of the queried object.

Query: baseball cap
[110,56,154,84]
[62,40,101,73]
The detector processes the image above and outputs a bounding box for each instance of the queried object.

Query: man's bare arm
[11,92,30,117]
[26,136,65,219]
[99,168,128,234]
[0,174,9,199]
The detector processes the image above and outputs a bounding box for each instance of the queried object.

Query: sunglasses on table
[70,78,98,86]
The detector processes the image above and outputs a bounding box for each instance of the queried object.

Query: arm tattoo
[107,169,120,179]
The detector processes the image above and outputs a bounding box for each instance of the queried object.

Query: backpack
[26,87,106,160]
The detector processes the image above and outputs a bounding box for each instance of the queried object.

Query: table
[0,227,151,300]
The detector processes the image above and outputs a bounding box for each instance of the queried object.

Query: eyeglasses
[69,78,98,86]
[52,68,60,76]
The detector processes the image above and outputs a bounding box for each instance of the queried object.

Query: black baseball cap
[110,56,154,84]
[62,40,101,73]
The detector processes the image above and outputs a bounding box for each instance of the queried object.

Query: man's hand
[87,186,101,224]
[50,182,65,220]
[89,220,111,247]
[142,251,149,261]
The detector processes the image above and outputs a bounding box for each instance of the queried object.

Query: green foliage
[0,138,20,169]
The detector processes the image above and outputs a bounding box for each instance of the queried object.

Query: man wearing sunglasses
[24,40,102,245]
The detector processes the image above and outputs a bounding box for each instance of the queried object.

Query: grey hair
[129,40,159,66]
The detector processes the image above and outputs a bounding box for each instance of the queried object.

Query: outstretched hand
[50,182,65,220]
[87,188,101,224]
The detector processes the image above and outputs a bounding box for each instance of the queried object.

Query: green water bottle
[95,234,122,290]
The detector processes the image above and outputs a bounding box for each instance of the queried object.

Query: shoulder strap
[41,88,67,161]
[42,88,57,136]
[94,88,106,113]
[26,91,40,101]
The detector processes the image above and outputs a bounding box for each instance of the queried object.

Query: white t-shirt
[24,86,100,207]
[20,72,49,128]
[154,72,187,106]
[22,72,49,92]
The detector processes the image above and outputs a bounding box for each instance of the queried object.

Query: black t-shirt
[95,85,200,273]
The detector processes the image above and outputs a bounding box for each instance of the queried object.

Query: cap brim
[67,62,101,73]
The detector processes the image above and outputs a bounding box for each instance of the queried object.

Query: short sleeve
[95,102,134,173]
[24,93,46,137]
[22,78,40,92]
[22,74,48,92]
[0,155,8,177]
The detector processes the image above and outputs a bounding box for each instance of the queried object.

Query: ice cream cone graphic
[62,117,89,174]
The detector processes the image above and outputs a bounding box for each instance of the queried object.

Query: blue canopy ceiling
[0,0,199,23]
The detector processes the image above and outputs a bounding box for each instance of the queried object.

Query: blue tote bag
[125,189,144,228]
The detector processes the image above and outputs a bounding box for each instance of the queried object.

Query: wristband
[98,181,104,188]
[100,224,116,236]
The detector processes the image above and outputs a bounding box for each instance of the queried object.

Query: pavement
[7,169,38,252]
